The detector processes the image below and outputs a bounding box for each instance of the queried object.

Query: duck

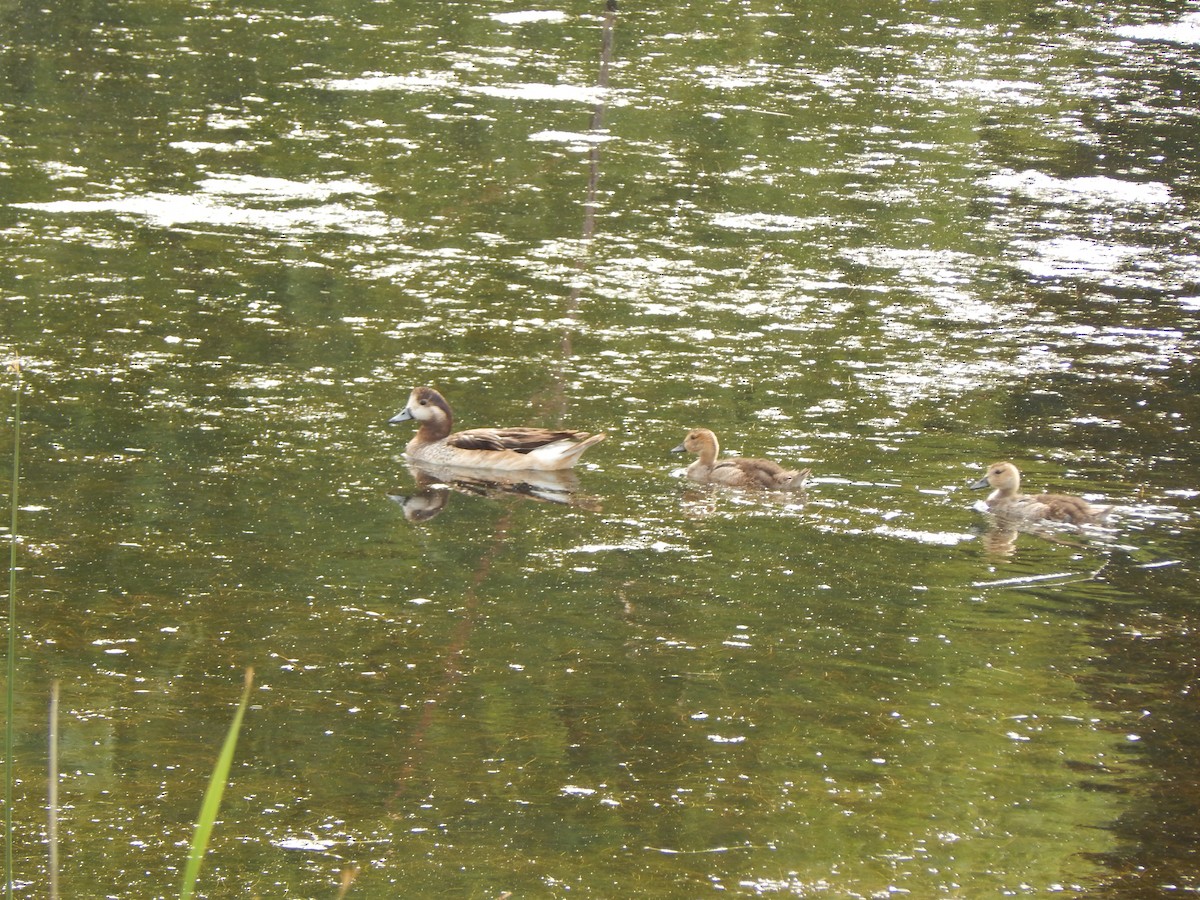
[389,386,606,471]
[672,428,811,490]
[969,461,1110,525]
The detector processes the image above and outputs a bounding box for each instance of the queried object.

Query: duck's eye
[419,399,428,406]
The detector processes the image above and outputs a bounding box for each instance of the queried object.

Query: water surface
[2,0,1199,896]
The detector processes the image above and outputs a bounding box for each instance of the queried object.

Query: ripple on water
[320,71,615,107]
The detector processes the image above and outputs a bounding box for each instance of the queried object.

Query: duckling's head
[389,386,453,427]
[672,428,719,456]
[970,461,1021,493]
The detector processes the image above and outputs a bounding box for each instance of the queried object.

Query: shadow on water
[385,507,514,808]
[1080,555,1200,898]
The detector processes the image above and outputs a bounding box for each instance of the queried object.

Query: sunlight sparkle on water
[490,10,570,25]
[16,177,398,236]
[1012,237,1148,282]
[319,72,459,93]
[710,212,824,232]
[1114,12,1200,44]
[987,170,1172,208]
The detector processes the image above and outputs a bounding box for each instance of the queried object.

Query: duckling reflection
[974,514,1096,556]
[388,462,601,523]
[975,518,1021,556]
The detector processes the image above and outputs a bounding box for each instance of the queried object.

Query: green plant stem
[180,668,254,900]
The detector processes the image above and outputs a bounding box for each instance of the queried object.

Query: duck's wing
[720,457,788,485]
[447,427,596,455]
[734,457,787,476]
[1040,493,1109,525]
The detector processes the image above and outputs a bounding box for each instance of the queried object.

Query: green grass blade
[179,668,254,900]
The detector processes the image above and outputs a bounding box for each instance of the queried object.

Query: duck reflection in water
[388,462,601,523]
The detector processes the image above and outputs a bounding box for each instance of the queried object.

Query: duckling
[672,428,811,490]
[389,386,605,471]
[969,461,1110,525]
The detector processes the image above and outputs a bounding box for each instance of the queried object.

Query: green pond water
[2,0,1199,896]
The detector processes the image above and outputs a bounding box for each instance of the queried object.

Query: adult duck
[969,461,1109,525]
[672,428,811,490]
[389,386,606,471]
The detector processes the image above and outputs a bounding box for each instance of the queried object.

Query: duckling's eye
[419,399,428,406]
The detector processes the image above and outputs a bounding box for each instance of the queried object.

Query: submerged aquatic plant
[179,668,255,900]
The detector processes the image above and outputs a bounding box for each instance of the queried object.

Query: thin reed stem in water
[5,359,21,900]
[48,682,59,900]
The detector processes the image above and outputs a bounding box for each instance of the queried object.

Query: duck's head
[970,461,1020,492]
[672,428,719,455]
[389,386,453,427]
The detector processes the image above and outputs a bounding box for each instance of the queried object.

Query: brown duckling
[969,461,1110,525]
[673,428,811,490]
